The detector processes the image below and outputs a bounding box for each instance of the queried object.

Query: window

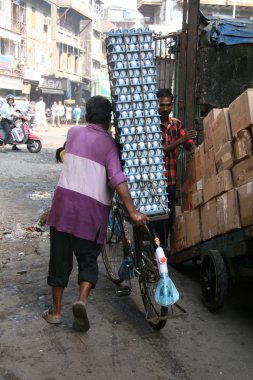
[0,0,4,12]
[31,7,36,30]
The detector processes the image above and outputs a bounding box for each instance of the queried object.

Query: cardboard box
[174,205,182,219]
[229,89,253,136]
[216,170,234,195]
[215,141,234,172]
[203,170,233,203]
[191,189,204,209]
[185,209,202,248]
[195,143,205,181]
[237,181,253,227]
[232,156,253,187]
[204,123,214,152]
[203,108,222,130]
[204,148,217,180]
[212,108,232,154]
[216,189,241,234]
[171,213,187,253]
[233,129,252,162]
[181,183,195,211]
[200,198,218,241]
[203,174,217,203]
[184,155,197,188]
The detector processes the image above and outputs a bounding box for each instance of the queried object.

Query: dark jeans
[1,119,12,144]
[151,185,176,249]
[47,227,103,289]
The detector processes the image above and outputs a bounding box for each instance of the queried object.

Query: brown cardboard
[203,170,233,203]
[203,108,222,130]
[174,205,182,219]
[216,189,241,234]
[232,156,253,187]
[237,181,253,227]
[211,108,232,153]
[171,213,187,253]
[229,89,253,136]
[181,183,196,211]
[185,155,197,188]
[195,143,205,181]
[204,124,214,152]
[216,170,234,196]
[200,198,218,241]
[185,209,202,248]
[233,129,252,162]
[203,175,217,203]
[191,189,204,209]
[204,148,217,180]
[215,141,234,172]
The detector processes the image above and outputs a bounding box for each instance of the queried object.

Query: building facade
[0,0,106,107]
[138,0,253,33]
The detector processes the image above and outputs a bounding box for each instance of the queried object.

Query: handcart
[167,225,253,311]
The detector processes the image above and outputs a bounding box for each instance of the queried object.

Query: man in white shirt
[35,97,49,131]
[0,94,20,152]
[57,101,65,127]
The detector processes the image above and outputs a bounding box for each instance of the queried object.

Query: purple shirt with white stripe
[47,124,127,244]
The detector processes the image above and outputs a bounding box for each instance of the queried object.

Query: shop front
[38,76,66,107]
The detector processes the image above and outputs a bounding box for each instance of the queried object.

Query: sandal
[72,301,90,332]
[42,306,62,324]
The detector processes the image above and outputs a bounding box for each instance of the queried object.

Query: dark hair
[55,142,66,163]
[156,88,174,100]
[85,96,112,126]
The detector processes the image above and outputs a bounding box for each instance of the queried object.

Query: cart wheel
[200,250,228,312]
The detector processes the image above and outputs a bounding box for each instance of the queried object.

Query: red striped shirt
[161,117,194,186]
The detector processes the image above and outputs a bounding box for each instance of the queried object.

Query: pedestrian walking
[73,105,81,125]
[51,101,59,127]
[42,95,149,332]
[65,105,72,126]
[35,97,49,131]
[57,101,65,127]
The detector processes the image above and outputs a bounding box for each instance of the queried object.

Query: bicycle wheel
[102,207,125,284]
[135,226,168,330]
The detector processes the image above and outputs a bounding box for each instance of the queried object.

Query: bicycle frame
[103,200,186,330]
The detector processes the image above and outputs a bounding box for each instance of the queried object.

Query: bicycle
[102,197,185,330]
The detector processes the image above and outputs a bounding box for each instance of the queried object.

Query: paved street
[0,126,253,380]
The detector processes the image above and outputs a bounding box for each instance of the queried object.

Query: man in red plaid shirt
[156,89,197,251]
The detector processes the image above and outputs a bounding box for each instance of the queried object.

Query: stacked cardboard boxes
[171,89,253,253]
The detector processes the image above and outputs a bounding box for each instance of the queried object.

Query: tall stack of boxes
[171,89,253,253]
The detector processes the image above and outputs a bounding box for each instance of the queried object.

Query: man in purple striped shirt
[43,96,149,332]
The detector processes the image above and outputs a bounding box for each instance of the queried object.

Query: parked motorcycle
[0,114,42,153]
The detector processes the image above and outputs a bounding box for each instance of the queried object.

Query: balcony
[56,0,93,19]
[57,28,85,50]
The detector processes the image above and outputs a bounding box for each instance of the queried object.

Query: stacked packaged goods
[106,28,169,216]
[171,88,253,253]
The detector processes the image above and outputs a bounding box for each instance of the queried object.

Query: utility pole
[184,0,200,130]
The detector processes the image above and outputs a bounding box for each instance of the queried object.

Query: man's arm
[115,182,149,225]
[163,130,197,154]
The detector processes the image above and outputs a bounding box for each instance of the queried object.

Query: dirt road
[0,127,253,380]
